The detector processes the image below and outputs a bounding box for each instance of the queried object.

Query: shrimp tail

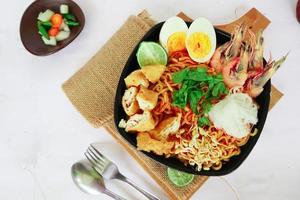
[247,53,288,97]
[250,29,264,70]
[256,53,288,86]
[225,23,247,60]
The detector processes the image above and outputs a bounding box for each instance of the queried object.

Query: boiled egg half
[186,17,216,62]
[159,16,188,53]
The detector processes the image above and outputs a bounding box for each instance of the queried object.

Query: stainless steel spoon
[71,160,126,200]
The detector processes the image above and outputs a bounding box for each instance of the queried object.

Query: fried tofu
[118,119,127,128]
[124,70,149,88]
[141,64,166,83]
[136,87,159,111]
[137,132,174,156]
[122,87,140,116]
[125,111,155,132]
[150,114,181,140]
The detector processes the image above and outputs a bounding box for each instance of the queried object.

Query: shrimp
[210,24,247,73]
[249,30,264,70]
[209,24,287,95]
[210,42,229,73]
[245,54,288,97]
[224,23,247,60]
[222,44,251,88]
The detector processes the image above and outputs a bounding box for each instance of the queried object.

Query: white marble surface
[1,0,300,199]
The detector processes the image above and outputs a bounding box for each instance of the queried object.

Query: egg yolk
[167,32,186,53]
[186,32,211,58]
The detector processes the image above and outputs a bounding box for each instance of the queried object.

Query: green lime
[167,167,194,187]
[136,41,168,67]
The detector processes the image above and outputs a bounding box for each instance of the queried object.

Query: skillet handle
[216,8,270,34]
[177,8,270,34]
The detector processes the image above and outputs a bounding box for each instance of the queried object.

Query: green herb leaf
[213,82,228,97]
[186,68,207,81]
[203,102,212,114]
[41,21,52,27]
[208,80,215,90]
[172,68,189,83]
[37,21,49,40]
[198,117,210,126]
[189,90,203,114]
[63,13,76,21]
[171,67,228,127]
[172,84,189,108]
[220,82,228,94]
[212,86,219,97]
[65,21,79,26]
[212,82,223,97]
[215,74,223,80]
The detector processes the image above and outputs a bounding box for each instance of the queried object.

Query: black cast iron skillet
[114,21,270,176]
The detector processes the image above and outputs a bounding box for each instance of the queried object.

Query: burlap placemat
[62,9,283,200]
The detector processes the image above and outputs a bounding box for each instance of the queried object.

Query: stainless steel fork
[85,144,159,200]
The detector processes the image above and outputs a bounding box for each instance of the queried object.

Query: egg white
[159,16,188,51]
[186,17,216,63]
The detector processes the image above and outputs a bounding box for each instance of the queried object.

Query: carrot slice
[48,27,59,36]
[51,14,63,28]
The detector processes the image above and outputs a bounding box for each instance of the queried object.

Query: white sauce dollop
[208,93,258,139]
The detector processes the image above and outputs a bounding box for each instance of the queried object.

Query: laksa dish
[118,17,287,171]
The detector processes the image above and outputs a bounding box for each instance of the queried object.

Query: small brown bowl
[20,0,85,56]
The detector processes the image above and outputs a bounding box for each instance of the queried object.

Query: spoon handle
[103,189,127,200]
[117,173,159,200]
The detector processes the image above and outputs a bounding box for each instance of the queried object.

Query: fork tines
[85,145,110,174]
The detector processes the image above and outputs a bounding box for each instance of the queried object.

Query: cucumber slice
[37,9,54,22]
[59,21,70,32]
[60,4,69,14]
[41,36,57,46]
[55,31,70,41]
[63,24,70,32]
